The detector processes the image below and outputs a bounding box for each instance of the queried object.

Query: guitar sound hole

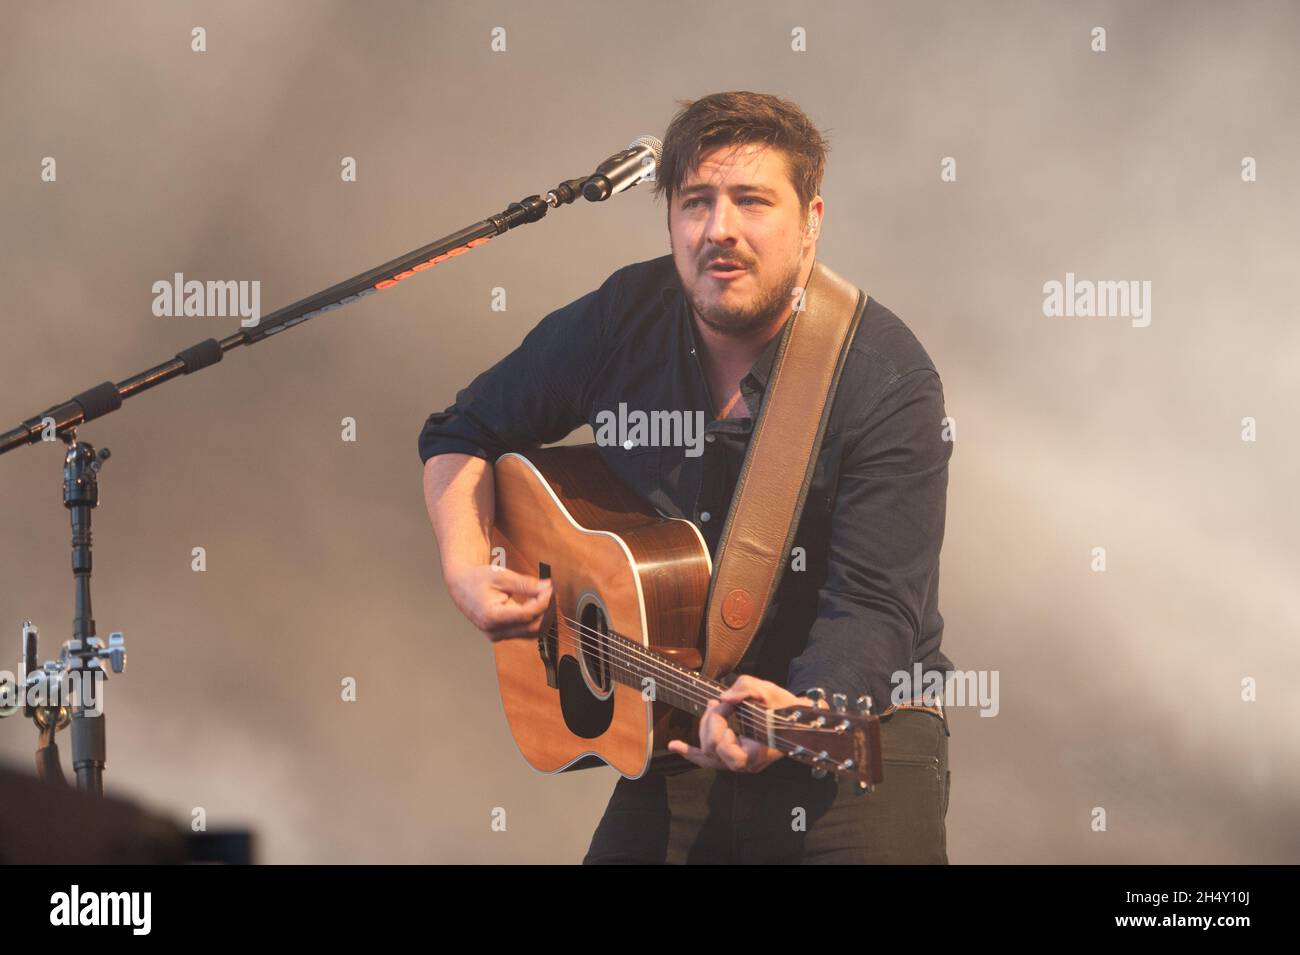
[578,600,613,695]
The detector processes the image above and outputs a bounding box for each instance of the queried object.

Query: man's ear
[805,198,824,236]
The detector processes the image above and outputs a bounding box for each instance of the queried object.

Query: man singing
[420,91,954,864]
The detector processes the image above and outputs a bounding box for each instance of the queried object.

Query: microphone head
[584,136,665,201]
[629,135,664,168]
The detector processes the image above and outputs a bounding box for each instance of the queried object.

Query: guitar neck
[540,593,873,784]
[600,630,792,752]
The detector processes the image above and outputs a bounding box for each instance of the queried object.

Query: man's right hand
[444,565,553,641]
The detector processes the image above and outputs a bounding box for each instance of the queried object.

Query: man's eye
[682,197,766,208]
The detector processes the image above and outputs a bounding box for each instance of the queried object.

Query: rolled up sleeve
[417,270,622,463]
[786,368,952,711]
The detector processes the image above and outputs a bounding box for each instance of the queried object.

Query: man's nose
[705,197,740,246]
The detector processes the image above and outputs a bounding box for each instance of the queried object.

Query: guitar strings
[551,611,835,736]
[550,631,805,756]
[548,620,840,763]
[549,636,778,743]
[552,612,778,726]
[542,612,851,759]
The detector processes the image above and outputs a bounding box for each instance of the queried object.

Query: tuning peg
[809,750,830,780]
[831,692,848,712]
[855,694,873,715]
[805,688,825,706]
[853,781,874,796]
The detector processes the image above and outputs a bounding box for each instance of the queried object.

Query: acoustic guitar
[488,444,882,791]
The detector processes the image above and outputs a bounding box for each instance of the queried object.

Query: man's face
[668,143,820,337]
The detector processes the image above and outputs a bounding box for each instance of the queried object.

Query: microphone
[582,136,663,202]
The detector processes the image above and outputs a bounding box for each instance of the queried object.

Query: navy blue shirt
[418,253,954,713]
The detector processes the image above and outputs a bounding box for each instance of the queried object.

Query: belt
[881,697,945,720]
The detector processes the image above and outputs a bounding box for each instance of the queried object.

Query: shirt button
[700,511,711,523]
[704,433,715,443]
[623,439,635,450]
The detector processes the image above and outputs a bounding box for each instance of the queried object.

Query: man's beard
[688,255,803,337]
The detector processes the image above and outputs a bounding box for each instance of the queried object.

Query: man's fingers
[491,568,553,599]
[698,700,727,752]
[699,701,747,768]
[718,734,763,771]
[716,677,770,716]
[478,568,552,630]
[698,696,781,773]
[712,722,750,770]
[481,592,550,629]
[677,730,766,774]
[667,739,723,770]
[718,676,770,711]
[682,703,749,771]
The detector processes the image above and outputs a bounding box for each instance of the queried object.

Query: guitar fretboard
[556,616,789,748]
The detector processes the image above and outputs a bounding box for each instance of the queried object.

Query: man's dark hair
[652,91,831,223]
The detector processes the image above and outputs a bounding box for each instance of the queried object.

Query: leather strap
[700,260,867,679]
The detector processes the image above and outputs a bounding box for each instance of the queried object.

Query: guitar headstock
[771,691,883,792]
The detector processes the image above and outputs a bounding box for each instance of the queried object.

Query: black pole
[63,435,109,795]
[0,178,588,457]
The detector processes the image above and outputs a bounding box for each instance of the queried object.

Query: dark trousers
[582,708,950,864]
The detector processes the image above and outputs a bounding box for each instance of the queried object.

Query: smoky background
[1,0,1296,862]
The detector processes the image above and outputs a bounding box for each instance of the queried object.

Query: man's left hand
[667,675,825,773]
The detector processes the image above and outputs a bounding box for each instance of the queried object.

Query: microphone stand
[0,168,635,792]
[1,436,126,793]
[1,175,597,456]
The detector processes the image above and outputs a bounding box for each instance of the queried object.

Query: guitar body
[490,445,713,777]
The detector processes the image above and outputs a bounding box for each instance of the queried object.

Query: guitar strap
[700,259,867,680]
